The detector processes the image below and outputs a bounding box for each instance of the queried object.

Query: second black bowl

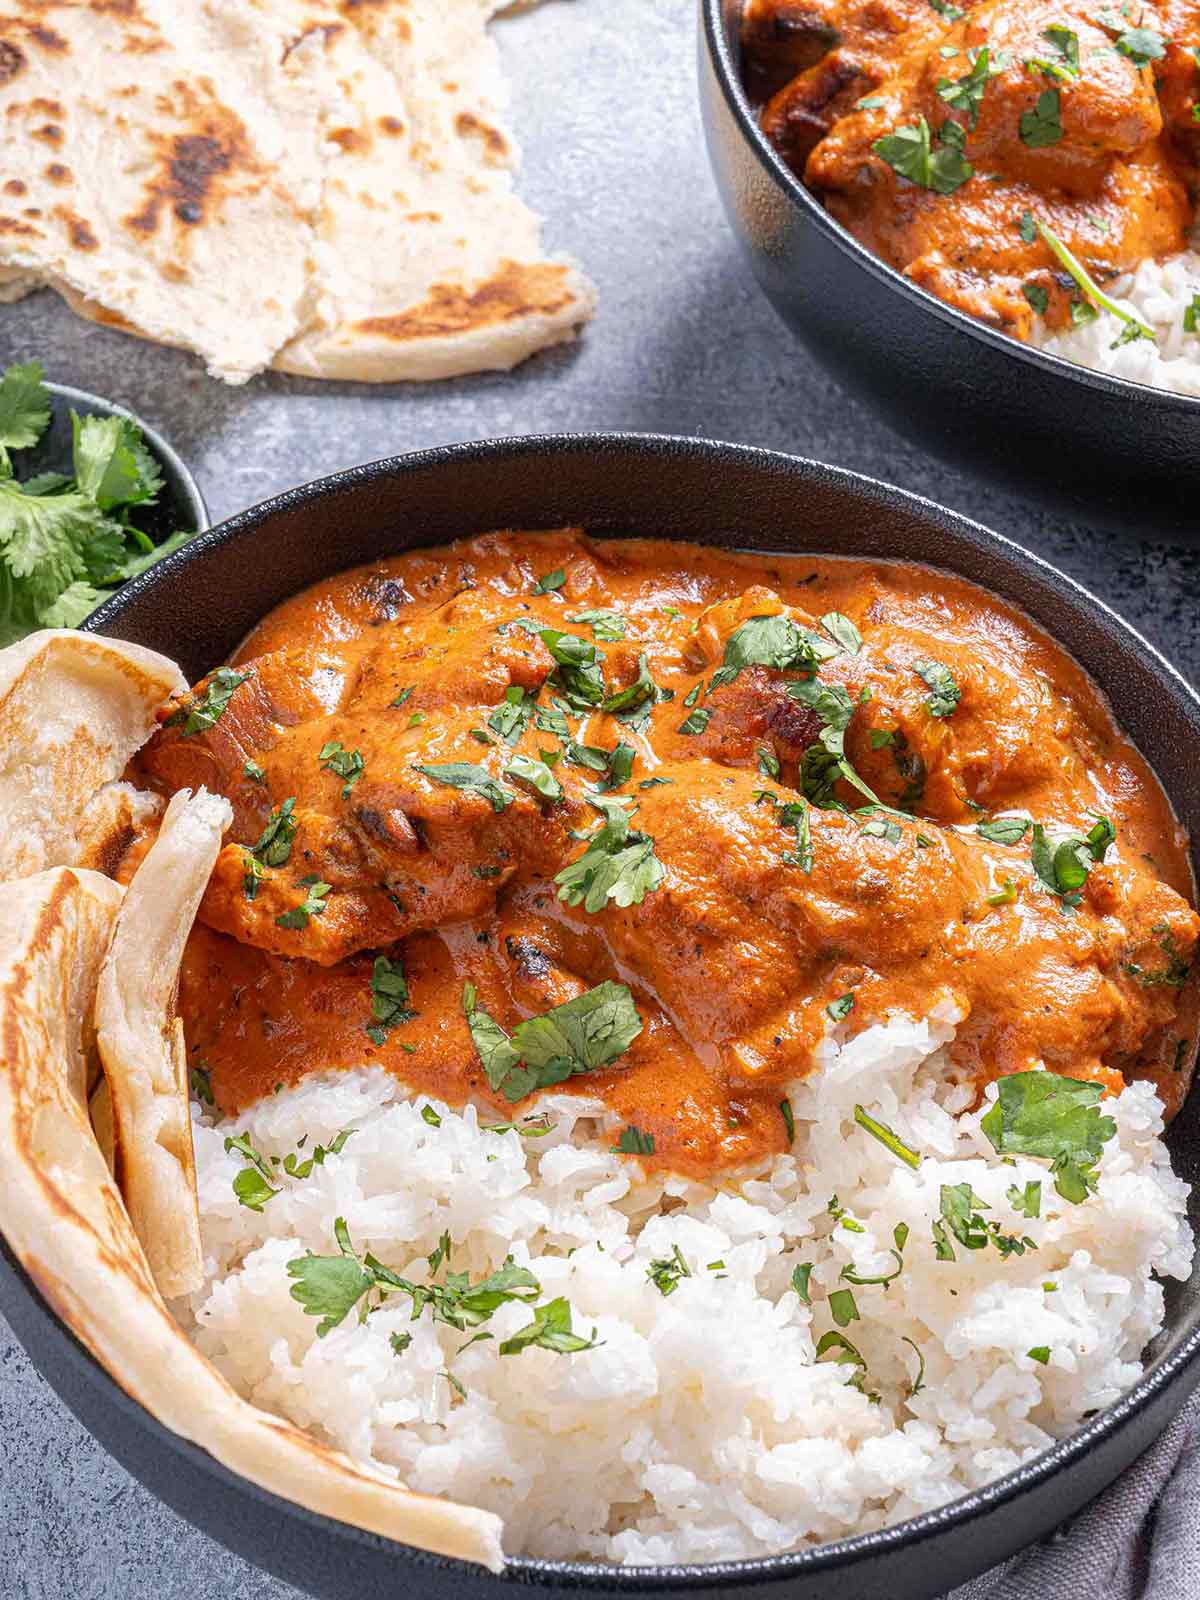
[699,0,1200,539]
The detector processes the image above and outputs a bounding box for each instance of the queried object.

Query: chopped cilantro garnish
[828,1288,860,1327]
[500,1297,599,1355]
[1034,219,1155,347]
[791,1262,814,1304]
[249,796,298,868]
[1023,282,1049,317]
[678,707,710,735]
[531,567,566,595]
[981,1070,1117,1203]
[390,687,413,707]
[463,977,643,1103]
[504,752,563,803]
[1112,23,1165,65]
[827,993,855,1023]
[566,608,626,640]
[420,1104,442,1128]
[413,762,514,812]
[647,1244,691,1296]
[613,1125,655,1156]
[366,955,415,1045]
[1019,88,1063,148]
[171,667,252,737]
[853,1104,921,1169]
[488,685,534,746]
[225,1132,280,1211]
[318,740,365,798]
[780,1097,796,1144]
[710,613,836,690]
[819,611,863,655]
[936,45,1002,128]
[275,875,331,930]
[912,658,960,716]
[1007,1180,1042,1218]
[977,816,1030,845]
[243,759,266,784]
[873,115,973,194]
[555,797,664,912]
[1027,1345,1051,1365]
[987,877,1018,906]
[757,746,781,779]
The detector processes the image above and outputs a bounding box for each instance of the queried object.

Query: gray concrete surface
[1,1,1199,1595]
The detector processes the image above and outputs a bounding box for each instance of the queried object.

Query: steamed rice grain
[180,1006,1193,1564]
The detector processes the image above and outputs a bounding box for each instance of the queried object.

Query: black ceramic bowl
[3,434,1200,1599]
[699,0,1200,539]
[31,382,209,541]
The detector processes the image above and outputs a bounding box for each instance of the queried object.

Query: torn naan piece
[0,864,505,1569]
[0,0,593,384]
[95,788,232,1299]
[0,630,185,881]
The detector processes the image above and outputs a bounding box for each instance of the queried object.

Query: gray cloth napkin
[950,1387,1200,1600]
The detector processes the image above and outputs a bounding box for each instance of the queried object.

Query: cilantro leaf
[287,1232,374,1336]
[647,1244,691,1296]
[249,797,298,868]
[488,685,533,746]
[504,752,563,803]
[977,816,1030,846]
[710,613,837,690]
[566,608,626,640]
[531,567,565,595]
[1020,89,1063,148]
[319,740,365,798]
[366,955,415,1045]
[912,658,960,716]
[1113,24,1165,66]
[414,762,514,813]
[819,611,862,655]
[463,978,643,1104]
[499,1296,599,1355]
[0,360,50,455]
[168,666,252,737]
[936,45,1001,128]
[873,115,973,194]
[981,1071,1117,1202]
[275,876,331,930]
[613,1125,655,1155]
[71,412,160,510]
[555,797,665,912]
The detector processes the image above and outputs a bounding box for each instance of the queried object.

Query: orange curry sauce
[135,531,1199,1178]
[742,0,1200,339]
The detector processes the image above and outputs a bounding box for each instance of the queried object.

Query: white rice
[179,1004,1193,1565]
[1032,249,1200,395]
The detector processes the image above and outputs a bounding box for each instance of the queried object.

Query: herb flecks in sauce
[160,533,1199,1177]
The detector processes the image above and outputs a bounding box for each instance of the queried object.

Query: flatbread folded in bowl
[0,633,505,1571]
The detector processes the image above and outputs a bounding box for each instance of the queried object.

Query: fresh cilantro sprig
[555,796,665,912]
[981,1070,1117,1202]
[463,977,643,1103]
[0,360,195,641]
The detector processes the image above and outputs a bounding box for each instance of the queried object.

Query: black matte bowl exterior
[34,382,209,540]
[699,0,1200,538]
[4,433,1200,1600]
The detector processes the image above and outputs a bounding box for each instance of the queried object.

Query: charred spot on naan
[454,111,508,165]
[0,39,25,83]
[357,260,580,344]
[124,98,270,237]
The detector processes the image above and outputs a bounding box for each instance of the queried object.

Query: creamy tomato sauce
[137,531,1199,1177]
[742,0,1200,340]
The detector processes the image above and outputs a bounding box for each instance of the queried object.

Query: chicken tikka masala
[742,0,1200,340]
[134,531,1198,1178]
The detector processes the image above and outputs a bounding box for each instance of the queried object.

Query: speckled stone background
[2,2,1199,1596]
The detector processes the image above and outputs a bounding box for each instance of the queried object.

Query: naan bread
[95,788,232,1299]
[0,866,505,1569]
[0,0,593,384]
[0,630,185,880]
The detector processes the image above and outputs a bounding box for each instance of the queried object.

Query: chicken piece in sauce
[138,530,1199,1177]
[746,0,1199,338]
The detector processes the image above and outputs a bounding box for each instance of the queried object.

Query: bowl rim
[41,379,211,534]
[699,0,1200,415]
[39,429,1200,1586]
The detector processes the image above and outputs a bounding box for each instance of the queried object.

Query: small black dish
[699,0,1200,539]
[2,433,1199,1600]
[21,381,209,542]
